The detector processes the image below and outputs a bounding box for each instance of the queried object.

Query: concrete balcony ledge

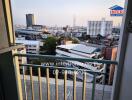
[21,75,112,100]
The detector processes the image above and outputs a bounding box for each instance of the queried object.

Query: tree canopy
[40,37,57,55]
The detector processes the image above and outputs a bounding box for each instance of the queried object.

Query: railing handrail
[14,53,118,65]
[20,64,106,75]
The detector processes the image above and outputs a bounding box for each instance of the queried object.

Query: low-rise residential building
[16,38,43,54]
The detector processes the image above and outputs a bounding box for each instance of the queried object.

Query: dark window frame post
[0,0,23,100]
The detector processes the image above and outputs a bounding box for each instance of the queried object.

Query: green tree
[72,38,79,44]
[41,37,57,55]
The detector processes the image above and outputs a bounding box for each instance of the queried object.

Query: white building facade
[87,18,113,37]
[16,38,42,54]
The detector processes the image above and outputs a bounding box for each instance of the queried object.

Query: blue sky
[11,0,125,26]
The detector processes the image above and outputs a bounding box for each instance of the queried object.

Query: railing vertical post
[13,51,24,100]
[91,74,96,100]
[55,69,58,100]
[102,64,107,100]
[38,67,42,100]
[82,72,87,100]
[73,70,77,100]
[46,68,50,100]
[64,70,67,100]
[23,66,27,100]
[30,67,34,100]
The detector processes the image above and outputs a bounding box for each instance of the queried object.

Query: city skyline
[11,0,125,26]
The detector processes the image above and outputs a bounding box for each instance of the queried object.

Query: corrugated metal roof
[57,44,98,54]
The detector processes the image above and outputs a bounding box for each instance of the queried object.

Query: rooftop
[57,44,100,54]
[16,38,40,45]
[16,29,42,35]
[109,5,124,10]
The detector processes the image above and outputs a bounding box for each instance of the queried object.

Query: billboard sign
[109,5,124,16]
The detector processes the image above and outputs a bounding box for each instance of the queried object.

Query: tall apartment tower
[73,15,76,27]
[87,18,113,37]
[26,14,35,28]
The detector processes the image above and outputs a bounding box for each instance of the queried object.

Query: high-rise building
[26,14,35,28]
[73,15,76,27]
[87,18,113,37]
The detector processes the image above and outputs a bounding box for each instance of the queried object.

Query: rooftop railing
[14,53,118,100]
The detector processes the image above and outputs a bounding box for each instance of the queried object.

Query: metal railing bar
[102,64,107,100]
[20,64,106,75]
[55,69,58,100]
[73,71,77,100]
[91,74,97,100]
[14,53,118,65]
[30,67,35,100]
[64,70,67,100]
[22,66,28,100]
[82,72,87,100]
[46,68,50,100]
[38,67,42,100]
